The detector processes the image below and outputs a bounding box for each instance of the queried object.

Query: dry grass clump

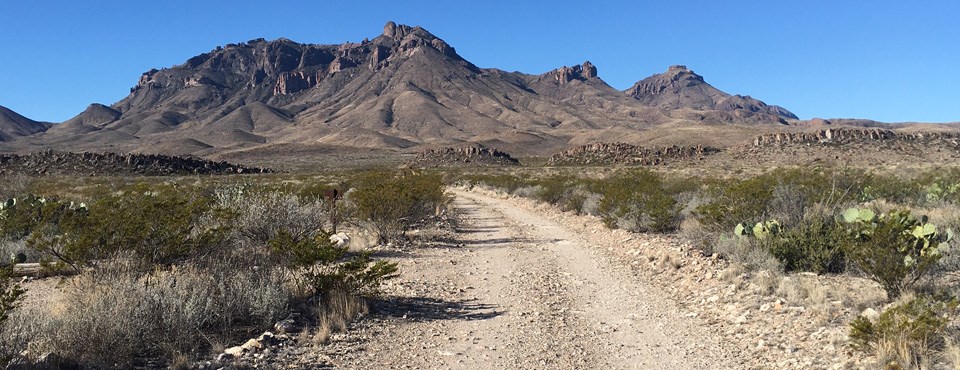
[713,235,782,273]
[213,186,330,248]
[1,256,289,368]
[850,292,958,369]
[0,173,33,199]
[308,290,370,345]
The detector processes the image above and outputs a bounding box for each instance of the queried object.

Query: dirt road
[321,188,740,369]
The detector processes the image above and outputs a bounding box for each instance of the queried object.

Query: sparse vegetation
[0,264,24,324]
[850,293,958,369]
[0,177,404,367]
[841,208,951,300]
[462,166,960,367]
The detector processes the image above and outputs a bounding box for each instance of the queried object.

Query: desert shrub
[300,251,399,297]
[27,185,225,269]
[850,293,958,368]
[842,208,951,299]
[763,215,848,274]
[0,265,24,325]
[4,257,289,368]
[861,174,925,205]
[266,230,396,296]
[596,170,680,233]
[0,195,86,241]
[679,219,718,255]
[532,175,574,205]
[695,168,860,231]
[351,171,446,243]
[695,176,775,231]
[465,173,527,194]
[529,176,600,215]
[713,234,782,272]
[214,186,329,248]
[766,184,809,228]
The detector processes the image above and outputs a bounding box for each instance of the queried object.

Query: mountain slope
[625,65,797,123]
[1,22,803,157]
[0,105,50,141]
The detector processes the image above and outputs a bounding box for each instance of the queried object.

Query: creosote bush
[842,208,951,299]
[762,215,847,274]
[352,171,446,243]
[596,170,680,233]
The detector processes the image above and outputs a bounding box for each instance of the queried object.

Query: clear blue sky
[1,0,957,123]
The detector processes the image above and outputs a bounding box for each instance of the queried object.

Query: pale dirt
[321,188,742,369]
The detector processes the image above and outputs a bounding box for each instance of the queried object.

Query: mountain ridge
[0,22,885,158]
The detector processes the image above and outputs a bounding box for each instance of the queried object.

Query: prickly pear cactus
[734,219,780,239]
[842,208,876,223]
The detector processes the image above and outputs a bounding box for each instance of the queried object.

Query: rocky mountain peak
[625,65,796,120]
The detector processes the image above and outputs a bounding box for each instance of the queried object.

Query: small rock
[224,346,244,357]
[216,353,235,362]
[274,318,302,334]
[860,308,880,321]
[258,331,276,344]
[241,338,262,351]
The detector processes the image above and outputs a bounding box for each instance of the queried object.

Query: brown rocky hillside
[0,22,814,159]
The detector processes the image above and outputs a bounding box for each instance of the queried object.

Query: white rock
[241,338,262,351]
[224,346,244,357]
[860,308,880,321]
[329,232,350,247]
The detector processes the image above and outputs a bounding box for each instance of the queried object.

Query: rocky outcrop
[412,145,519,167]
[550,61,599,84]
[0,150,271,176]
[752,128,960,147]
[274,71,325,95]
[548,143,720,166]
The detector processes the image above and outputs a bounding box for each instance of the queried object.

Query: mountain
[0,22,801,157]
[0,105,50,142]
[625,65,797,123]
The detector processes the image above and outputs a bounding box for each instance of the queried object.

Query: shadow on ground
[371,296,504,322]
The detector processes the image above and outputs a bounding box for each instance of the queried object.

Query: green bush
[695,176,775,231]
[849,293,957,366]
[842,208,951,299]
[27,185,225,269]
[352,171,446,243]
[0,195,86,241]
[861,174,924,205]
[596,170,680,233]
[763,216,847,274]
[464,173,527,194]
[531,175,574,205]
[695,168,862,231]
